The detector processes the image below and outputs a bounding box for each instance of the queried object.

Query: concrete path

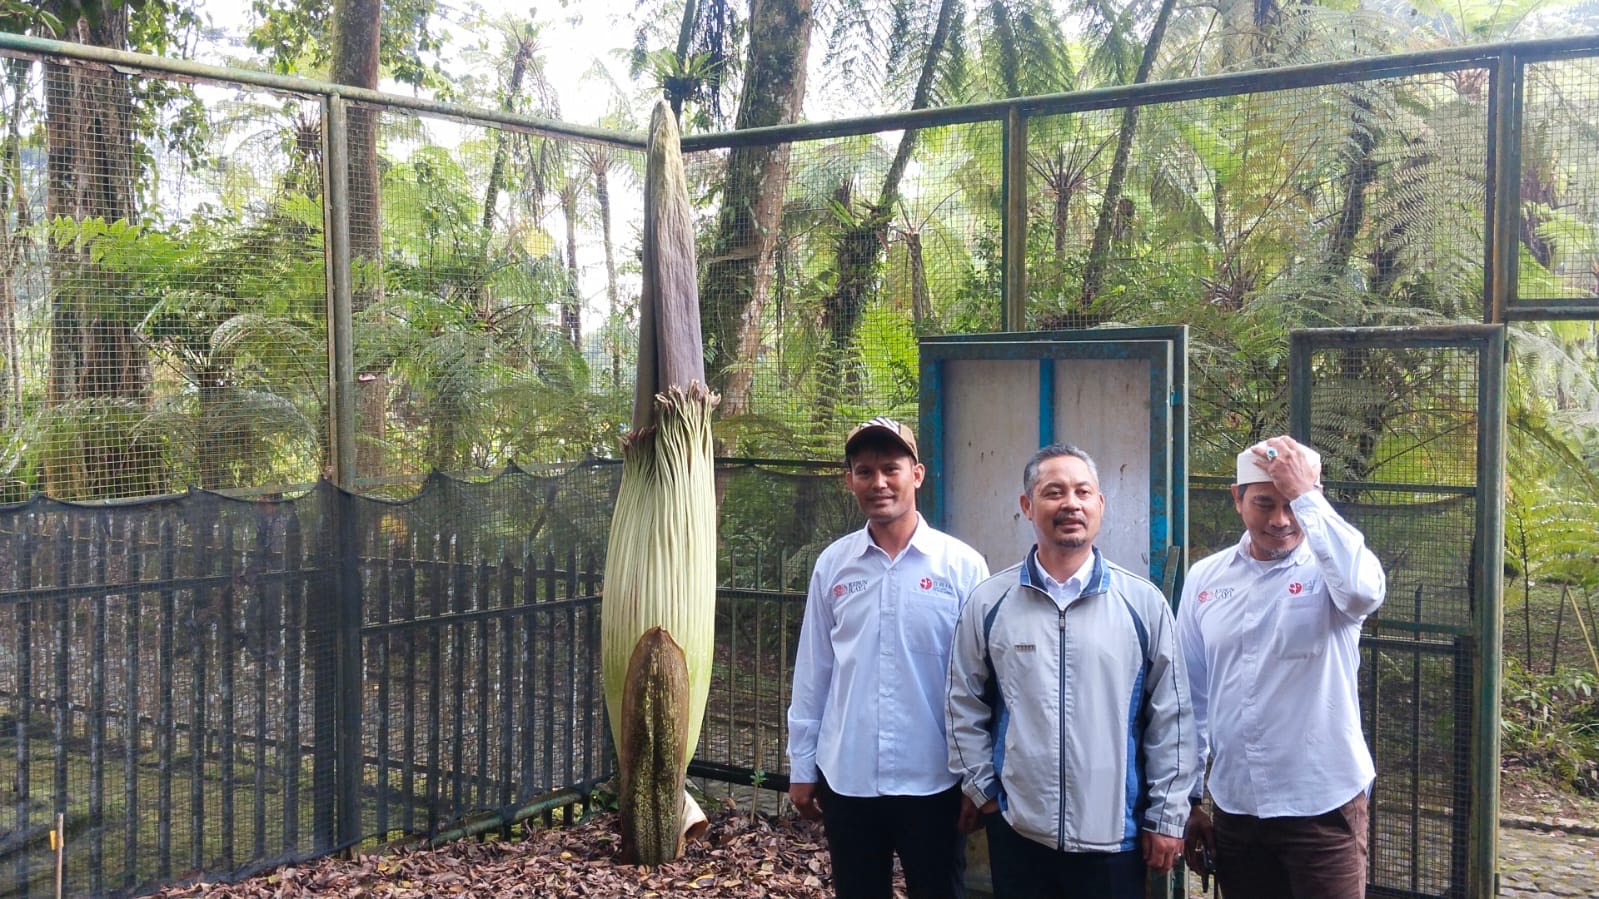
[1498,822,1599,898]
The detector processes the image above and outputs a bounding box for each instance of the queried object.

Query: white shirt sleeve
[785,562,836,785]
[946,585,999,806]
[1176,575,1210,803]
[1291,491,1386,621]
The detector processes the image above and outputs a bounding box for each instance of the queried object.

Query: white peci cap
[1236,441,1319,486]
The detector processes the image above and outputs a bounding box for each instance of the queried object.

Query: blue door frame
[918,326,1188,596]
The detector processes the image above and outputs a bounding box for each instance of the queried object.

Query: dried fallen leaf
[143,810,901,899]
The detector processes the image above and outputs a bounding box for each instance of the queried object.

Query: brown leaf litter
[145,810,879,898]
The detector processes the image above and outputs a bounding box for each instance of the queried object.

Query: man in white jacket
[1180,436,1386,899]
[946,443,1193,899]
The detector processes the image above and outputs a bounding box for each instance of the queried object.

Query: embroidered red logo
[833,584,846,598]
[1198,590,1211,603]
[920,577,934,590]
[1288,582,1304,595]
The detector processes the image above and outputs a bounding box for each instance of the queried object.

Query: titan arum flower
[600,101,718,866]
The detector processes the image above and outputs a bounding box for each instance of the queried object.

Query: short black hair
[1022,443,1100,496]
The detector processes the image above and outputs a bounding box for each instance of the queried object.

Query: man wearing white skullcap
[1177,435,1386,899]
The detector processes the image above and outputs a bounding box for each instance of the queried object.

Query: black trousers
[984,812,1145,899]
[818,774,966,899]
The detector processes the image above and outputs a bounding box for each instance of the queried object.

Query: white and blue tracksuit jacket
[946,547,1194,852]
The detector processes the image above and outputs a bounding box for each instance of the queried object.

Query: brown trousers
[1212,792,1369,899]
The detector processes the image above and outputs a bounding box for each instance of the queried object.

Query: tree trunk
[700,0,814,419]
[1080,0,1178,308]
[590,153,623,388]
[332,0,386,482]
[813,0,957,426]
[1322,95,1378,280]
[561,182,582,349]
[197,368,233,489]
[42,3,153,499]
[0,59,30,432]
[1052,149,1070,290]
[906,229,931,329]
[666,0,702,119]
[481,33,534,235]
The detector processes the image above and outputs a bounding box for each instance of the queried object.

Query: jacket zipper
[1057,604,1067,850]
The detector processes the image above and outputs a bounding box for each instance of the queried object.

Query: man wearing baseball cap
[1178,435,1387,898]
[787,416,989,898]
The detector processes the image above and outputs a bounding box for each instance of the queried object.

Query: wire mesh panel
[352,466,619,842]
[1290,328,1500,899]
[684,121,1004,462]
[347,105,645,486]
[698,465,863,787]
[1517,58,1599,312]
[1023,70,1491,481]
[0,52,330,503]
[0,491,338,898]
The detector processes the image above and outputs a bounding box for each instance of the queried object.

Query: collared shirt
[1036,552,1096,609]
[1177,490,1386,818]
[787,515,989,797]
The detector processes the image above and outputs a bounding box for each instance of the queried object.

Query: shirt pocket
[902,594,958,656]
[1272,598,1328,659]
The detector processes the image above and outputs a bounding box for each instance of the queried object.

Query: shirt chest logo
[1197,586,1236,604]
[1288,582,1304,595]
[918,576,956,596]
[832,579,868,599]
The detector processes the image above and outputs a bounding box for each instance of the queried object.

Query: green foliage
[0,0,61,39]
[17,189,332,494]
[247,0,448,92]
[1502,658,1599,797]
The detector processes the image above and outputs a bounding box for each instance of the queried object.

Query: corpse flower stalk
[600,100,718,866]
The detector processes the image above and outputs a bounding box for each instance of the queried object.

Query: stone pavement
[1498,821,1599,898]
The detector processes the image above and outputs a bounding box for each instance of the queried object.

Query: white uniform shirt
[787,515,989,797]
[1178,490,1386,818]
[1036,552,1096,609]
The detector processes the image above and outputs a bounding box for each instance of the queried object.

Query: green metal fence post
[324,96,357,492]
[1472,325,1507,898]
[322,94,364,853]
[1002,106,1027,331]
[1486,53,1522,325]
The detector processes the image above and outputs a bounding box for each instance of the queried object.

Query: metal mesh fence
[0,31,1578,898]
[1519,58,1599,305]
[1298,338,1484,898]
[1019,72,1491,481]
[685,121,1004,460]
[0,490,339,898]
[349,106,645,484]
[2,57,331,503]
[349,467,622,844]
[0,462,865,897]
[0,45,1543,493]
